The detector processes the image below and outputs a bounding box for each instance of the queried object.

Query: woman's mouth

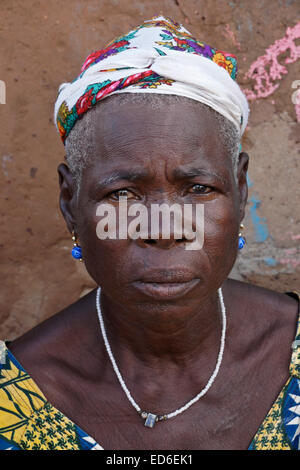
[132,277,201,299]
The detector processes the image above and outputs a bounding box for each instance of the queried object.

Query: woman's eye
[109,189,135,200]
[190,184,212,194]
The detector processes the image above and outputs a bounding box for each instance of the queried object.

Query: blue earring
[238,223,246,250]
[71,231,83,261]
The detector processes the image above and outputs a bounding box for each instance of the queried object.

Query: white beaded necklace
[96,286,226,428]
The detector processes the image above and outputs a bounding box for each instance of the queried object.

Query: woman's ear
[236,151,249,221]
[57,163,77,234]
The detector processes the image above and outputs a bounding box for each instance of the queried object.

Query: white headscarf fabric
[54,16,249,143]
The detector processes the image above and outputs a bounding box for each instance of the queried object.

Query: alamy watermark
[0,80,6,104]
[95,197,204,251]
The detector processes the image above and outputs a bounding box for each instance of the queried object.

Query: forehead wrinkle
[95,114,214,154]
[96,130,211,163]
[91,105,229,165]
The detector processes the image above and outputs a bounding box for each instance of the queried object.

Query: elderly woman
[0,16,299,451]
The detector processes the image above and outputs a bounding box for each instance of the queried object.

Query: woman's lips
[132,278,201,299]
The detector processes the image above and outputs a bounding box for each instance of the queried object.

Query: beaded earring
[238,223,246,250]
[71,231,83,261]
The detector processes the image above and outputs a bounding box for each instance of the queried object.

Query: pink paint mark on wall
[278,257,300,268]
[278,232,300,241]
[277,246,300,268]
[224,24,241,50]
[284,248,297,254]
[243,22,300,121]
[295,102,300,122]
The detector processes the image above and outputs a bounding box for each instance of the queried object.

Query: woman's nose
[135,203,189,249]
[137,232,188,249]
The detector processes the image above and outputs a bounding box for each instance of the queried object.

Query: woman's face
[59,98,248,316]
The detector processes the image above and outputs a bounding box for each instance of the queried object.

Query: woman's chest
[61,394,257,450]
[37,359,287,450]
[53,356,288,450]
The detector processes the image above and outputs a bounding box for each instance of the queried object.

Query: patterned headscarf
[54,16,249,144]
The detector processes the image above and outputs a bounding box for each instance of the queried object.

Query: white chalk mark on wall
[0,80,6,104]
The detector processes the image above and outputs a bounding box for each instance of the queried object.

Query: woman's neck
[98,286,224,371]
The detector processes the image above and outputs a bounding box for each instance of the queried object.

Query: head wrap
[54,16,249,144]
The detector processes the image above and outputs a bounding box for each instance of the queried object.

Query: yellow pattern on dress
[249,291,300,450]
[0,340,79,450]
[249,381,291,450]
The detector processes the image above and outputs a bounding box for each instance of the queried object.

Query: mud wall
[0,0,299,339]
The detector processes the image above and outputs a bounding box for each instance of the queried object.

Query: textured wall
[0,0,299,340]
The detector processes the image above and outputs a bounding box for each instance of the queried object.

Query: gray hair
[65,93,240,195]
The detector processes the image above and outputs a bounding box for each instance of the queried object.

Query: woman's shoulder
[8,288,98,360]
[224,277,299,368]
[3,288,105,430]
[6,288,102,394]
[225,277,299,321]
